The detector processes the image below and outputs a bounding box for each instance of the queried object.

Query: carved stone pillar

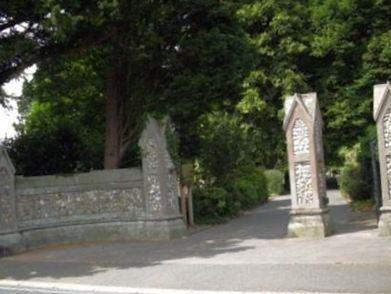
[139,117,185,237]
[283,93,332,238]
[0,147,23,253]
[373,82,391,236]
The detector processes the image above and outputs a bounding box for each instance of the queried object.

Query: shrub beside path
[0,190,390,293]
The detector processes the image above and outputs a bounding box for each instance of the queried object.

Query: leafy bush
[337,127,376,201]
[264,169,285,195]
[192,112,270,223]
[193,186,232,222]
[231,165,268,205]
[193,165,268,223]
[231,177,258,209]
[339,163,371,201]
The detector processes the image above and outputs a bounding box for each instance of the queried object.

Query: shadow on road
[0,190,379,281]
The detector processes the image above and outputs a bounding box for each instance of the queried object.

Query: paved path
[0,190,390,293]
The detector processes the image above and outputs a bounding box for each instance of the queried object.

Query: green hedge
[339,163,370,201]
[193,165,269,223]
[264,169,285,195]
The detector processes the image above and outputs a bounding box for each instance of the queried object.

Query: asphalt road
[1,191,390,293]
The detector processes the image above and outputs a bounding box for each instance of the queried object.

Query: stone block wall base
[1,218,186,253]
[0,233,26,256]
[287,210,333,238]
[378,208,391,236]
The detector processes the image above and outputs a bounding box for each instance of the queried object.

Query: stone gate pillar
[0,147,23,253]
[373,82,391,236]
[283,93,332,238]
[139,117,185,237]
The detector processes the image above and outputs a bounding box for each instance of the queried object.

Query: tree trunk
[104,56,125,169]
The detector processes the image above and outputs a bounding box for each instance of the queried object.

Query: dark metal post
[370,139,382,220]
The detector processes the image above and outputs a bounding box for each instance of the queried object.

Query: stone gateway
[374,83,391,236]
[283,93,332,238]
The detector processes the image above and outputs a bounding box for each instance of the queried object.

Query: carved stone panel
[139,117,181,216]
[294,162,313,207]
[164,148,179,212]
[292,119,309,155]
[167,174,178,211]
[386,156,391,200]
[143,137,163,212]
[17,188,144,222]
[147,175,162,212]
[145,138,159,172]
[0,166,10,180]
[0,188,14,228]
[383,108,391,148]
[0,166,15,231]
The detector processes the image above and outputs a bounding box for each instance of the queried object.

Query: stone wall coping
[15,168,142,189]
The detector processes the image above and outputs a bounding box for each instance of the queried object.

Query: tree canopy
[1,0,390,176]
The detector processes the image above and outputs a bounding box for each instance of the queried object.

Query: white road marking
[0,280,359,294]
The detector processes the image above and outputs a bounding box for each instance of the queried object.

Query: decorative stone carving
[17,188,144,222]
[294,162,313,206]
[147,175,162,211]
[374,83,391,236]
[139,117,182,217]
[283,93,332,238]
[0,186,13,227]
[164,147,179,211]
[292,119,310,155]
[145,138,159,171]
[383,109,391,148]
[167,174,179,210]
[0,147,18,234]
[0,166,10,180]
[143,137,162,212]
[386,156,391,200]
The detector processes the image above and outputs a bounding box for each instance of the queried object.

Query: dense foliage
[264,170,285,196]
[192,111,269,222]
[1,0,390,219]
[193,165,269,223]
[338,126,377,201]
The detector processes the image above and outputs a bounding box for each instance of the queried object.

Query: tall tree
[0,0,127,167]
[2,0,255,173]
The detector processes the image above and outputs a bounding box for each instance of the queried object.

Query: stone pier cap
[283,92,321,131]
[374,82,391,121]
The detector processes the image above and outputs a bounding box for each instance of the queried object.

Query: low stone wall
[0,117,186,254]
[16,169,144,229]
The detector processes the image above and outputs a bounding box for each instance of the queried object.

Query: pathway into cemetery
[0,190,391,293]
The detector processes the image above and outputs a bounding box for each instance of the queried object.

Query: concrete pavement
[0,190,390,293]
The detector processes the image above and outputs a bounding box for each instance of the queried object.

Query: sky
[0,66,36,140]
